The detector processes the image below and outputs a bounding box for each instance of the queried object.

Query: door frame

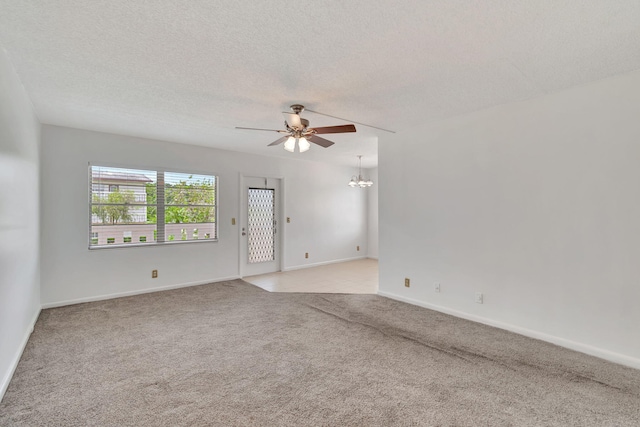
[238,174,285,277]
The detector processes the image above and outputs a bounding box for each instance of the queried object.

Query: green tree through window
[165,175,215,224]
[91,189,136,225]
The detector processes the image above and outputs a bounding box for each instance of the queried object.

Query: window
[90,165,217,248]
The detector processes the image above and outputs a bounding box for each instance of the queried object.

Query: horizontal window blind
[164,171,216,242]
[89,165,217,248]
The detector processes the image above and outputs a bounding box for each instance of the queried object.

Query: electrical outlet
[405,278,410,287]
[287,217,291,223]
[305,252,309,259]
[152,270,158,278]
[475,292,483,304]
[434,282,440,292]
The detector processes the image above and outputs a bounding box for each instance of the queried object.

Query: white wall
[0,48,41,400]
[367,167,379,259]
[40,125,368,306]
[379,69,640,369]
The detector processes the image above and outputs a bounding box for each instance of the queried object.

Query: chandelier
[348,155,373,188]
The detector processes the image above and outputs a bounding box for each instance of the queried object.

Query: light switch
[231,218,236,225]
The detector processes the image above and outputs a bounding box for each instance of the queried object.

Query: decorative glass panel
[248,188,275,263]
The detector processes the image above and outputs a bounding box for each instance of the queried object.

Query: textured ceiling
[1,1,640,168]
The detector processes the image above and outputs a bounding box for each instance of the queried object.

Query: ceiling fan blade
[236,126,288,133]
[310,124,357,134]
[308,135,335,148]
[283,113,303,129]
[306,108,396,133]
[267,136,289,146]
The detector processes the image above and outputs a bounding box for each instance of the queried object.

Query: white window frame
[89,164,218,249]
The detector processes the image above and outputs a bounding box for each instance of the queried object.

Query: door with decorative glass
[241,177,281,276]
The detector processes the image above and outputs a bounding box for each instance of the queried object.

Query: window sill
[88,239,219,250]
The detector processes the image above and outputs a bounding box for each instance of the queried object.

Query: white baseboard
[41,275,241,309]
[282,256,367,272]
[378,290,640,371]
[0,306,41,403]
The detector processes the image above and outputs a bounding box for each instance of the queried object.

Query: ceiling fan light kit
[349,155,373,188]
[283,136,310,153]
[297,137,310,152]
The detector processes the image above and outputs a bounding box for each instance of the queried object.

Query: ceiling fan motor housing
[290,104,305,114]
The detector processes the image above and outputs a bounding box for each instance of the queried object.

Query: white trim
[282,256,367,272]
[0,307,41,402]
[237,172,243,277]
[279,177,286,273]
[367,256,379,260]
[41,276,241,309]
[377,291,640,370]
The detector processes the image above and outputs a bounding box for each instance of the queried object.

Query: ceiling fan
[236,104,357,152]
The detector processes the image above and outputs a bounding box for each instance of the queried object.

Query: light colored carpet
[1,279,639,426]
